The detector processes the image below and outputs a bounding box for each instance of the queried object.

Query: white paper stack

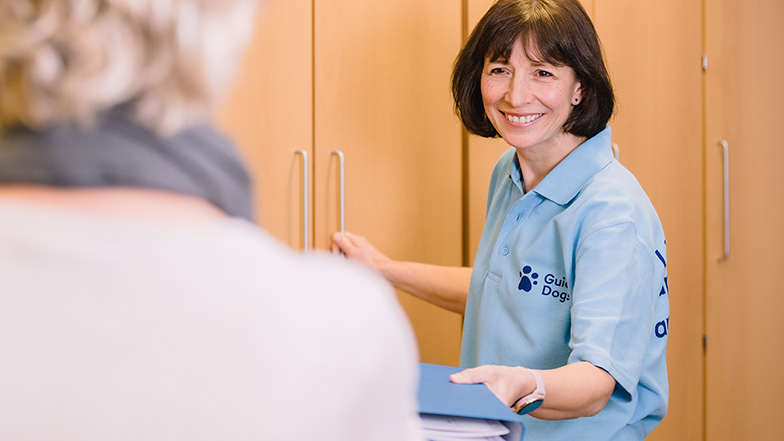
[421,413,511,441]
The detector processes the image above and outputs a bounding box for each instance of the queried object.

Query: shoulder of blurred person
[0,199,423,441]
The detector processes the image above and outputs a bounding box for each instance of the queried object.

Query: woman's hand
[450,362,616,420]
[450,365,535,407]
[331,232,391,273]
[330,231,472,314]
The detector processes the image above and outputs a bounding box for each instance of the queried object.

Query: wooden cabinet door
[313,0,464,366]
[217,0,314,251]
[592,1,705,439]
[704,1,784,439]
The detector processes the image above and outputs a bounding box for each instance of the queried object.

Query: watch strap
[511,369,545,415]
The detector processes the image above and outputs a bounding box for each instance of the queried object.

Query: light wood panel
[313,0,464,366]
[218,0,464,365]
[216,0,313,250]
[704,1,784,439]
[592,1,704,439]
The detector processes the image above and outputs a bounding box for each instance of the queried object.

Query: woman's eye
[490,67,508,74]
[537,70,553,77]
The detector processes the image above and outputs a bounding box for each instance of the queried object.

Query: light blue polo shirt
[461,126,669,441]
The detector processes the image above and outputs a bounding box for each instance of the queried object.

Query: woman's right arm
[331,232,471,314]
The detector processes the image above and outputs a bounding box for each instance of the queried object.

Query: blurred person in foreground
[0,1,423,440]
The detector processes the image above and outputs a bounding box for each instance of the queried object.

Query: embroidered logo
[518,265,571,303]
[518,265,539,292]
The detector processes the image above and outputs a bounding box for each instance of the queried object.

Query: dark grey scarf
[0,108,254,220]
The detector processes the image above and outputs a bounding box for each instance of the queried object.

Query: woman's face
[481,38,582,154]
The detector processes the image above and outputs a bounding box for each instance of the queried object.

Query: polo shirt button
[501,246,509,256]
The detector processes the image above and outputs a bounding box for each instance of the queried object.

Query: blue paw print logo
[518,265,539,292]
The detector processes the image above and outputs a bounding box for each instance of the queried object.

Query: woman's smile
[504,112,544,125]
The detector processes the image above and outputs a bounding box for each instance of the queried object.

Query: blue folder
[417,363,525,441]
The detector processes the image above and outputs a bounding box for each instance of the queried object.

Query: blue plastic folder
[417,363,525,441]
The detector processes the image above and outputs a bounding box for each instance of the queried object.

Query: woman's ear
[572,83,583,105]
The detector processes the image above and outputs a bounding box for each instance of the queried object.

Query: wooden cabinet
[591,1,705,439]
[587,1,784,439]
[217,0,464,366]
[312,0,464,366]
[704,0,784,439]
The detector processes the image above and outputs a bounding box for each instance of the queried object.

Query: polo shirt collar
[510,125,613,206]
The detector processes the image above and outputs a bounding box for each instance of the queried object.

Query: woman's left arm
[450,361,615,420]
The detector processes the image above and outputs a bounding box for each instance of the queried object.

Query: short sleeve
[567,219,659,400]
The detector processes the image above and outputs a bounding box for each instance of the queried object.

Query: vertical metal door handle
[331,150,346,234]
[294,150,309,253]
[718,140,730,261]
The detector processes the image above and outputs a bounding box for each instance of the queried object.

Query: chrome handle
[331,150,345,234]
[718,140,730,261]
[294,150,309,253]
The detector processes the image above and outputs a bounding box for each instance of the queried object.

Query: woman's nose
[505,74,532,107]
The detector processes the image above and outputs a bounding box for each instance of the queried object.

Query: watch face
[515,397,544,415]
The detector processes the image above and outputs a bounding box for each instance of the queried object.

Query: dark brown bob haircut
[452,0,614,139]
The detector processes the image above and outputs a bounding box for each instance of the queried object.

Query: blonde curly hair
[0,0,256,135]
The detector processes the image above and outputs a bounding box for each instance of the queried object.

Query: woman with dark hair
[332,0,669,439]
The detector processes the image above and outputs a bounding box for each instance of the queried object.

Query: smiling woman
[331,1,670,440]
[452,0,613,140]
